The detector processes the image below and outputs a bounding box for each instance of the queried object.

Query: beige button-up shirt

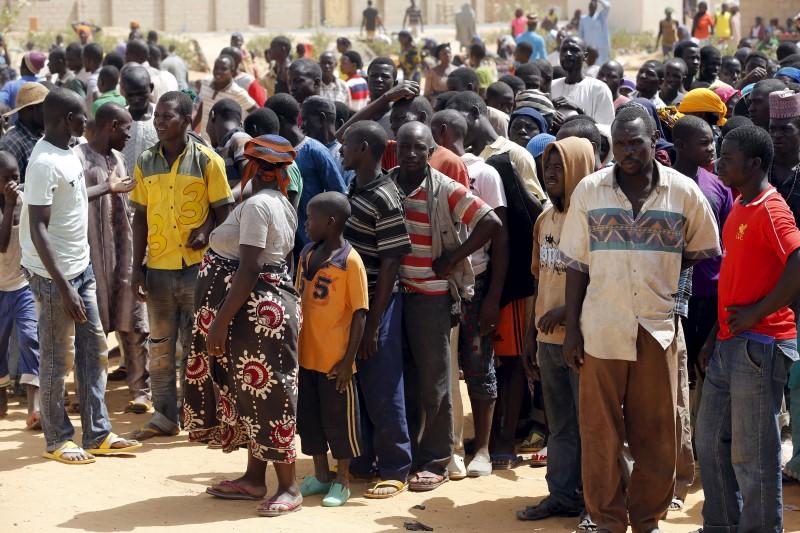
[559,163,721,361]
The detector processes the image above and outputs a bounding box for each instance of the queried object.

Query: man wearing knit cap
[0,52,45,109]
[0,82,47,183]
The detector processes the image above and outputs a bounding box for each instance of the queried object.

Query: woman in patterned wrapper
[182,135,303,517]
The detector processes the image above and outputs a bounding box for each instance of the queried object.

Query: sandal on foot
[466,454,492,477]
[257,497,302,517]
[668,497,684,511]
[577,511,597,531]
[321,482,351,507]
[492,454,523,470]
[517,497,581,521]
[86,432,142,455]
[364,479,408,499]
[299,475,332,497]
[130,424,179,441]
[518,431,546,453]
[408,471,447,492]
[206,480,264,501]
[529,447,548,467]
[42,440,96,465]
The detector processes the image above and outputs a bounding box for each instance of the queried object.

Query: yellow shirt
[296,241,369,373]
[130,139,233,270]
[715,11,731,38]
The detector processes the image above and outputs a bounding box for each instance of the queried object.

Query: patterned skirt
[183,250,301,463]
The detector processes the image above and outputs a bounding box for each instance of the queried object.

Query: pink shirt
[512,17,527,37]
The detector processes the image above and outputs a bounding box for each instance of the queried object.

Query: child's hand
[326,359,354,393]
[2,181,19,204]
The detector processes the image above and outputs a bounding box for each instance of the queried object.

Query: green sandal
[299,475,331,497]
[322,482,350,507]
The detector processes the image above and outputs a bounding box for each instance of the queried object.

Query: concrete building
[7,0,798,35]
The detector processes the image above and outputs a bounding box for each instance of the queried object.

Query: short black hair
[368,56,397,78]
[724,124,773,171]
[516,41,533,57]
[557,116,602,148]
[720,55,739,69]
[148,43,162,62]
[744,50,768,68]
[445,90,488,116]
[344,120,388,159]
[343,50,363,70]
[308,191,351,223]
[336,37,352,48]
[102,51,124,70]
[552,65,567,79]
[0,150,17,170]
[94,102,128,127]
[674,40,699,59]
[433,91,457,112]
[515,62,542,79]
[120,64,151,88]
[83,42,103,62]
[219,46,242,68]
[334,101,353,126]
[777,42,799,62]
[781,53,800,68]
[753,78,787,95]
[448,67,480,92]
[533,59,553,78]
[43,87,85,123]
[265,93,300,124]
[210,98,243,123]
[393,95,434,125]
[469,42,487,60]
[98,65,119,87]
[289,58,322,79]
[158,90,193,117]
[244,107,280,137]
[65,42,82,57]
[700,45,721,62]
[672,115,711,144]
[720,114,753,137]
[270,36,291,51]
[498,74,525,94]
[642,59,665,78]
[431,109,468,140]
[486,81,513,101]
[612,105,657,135]
[302,95,335,116]
[125,39,149,62]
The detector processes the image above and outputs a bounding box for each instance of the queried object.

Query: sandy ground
[1,348,799,533]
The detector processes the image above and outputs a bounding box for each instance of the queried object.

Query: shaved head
[397,121,434,149]
[344,121,388,159]
[308,191,351,225]
[94,102,131,127]
[431,109,468,141]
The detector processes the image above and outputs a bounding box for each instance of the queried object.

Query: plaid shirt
[673,267,693,319]
[0,121,41,184]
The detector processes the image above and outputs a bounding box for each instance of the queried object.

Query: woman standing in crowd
[423,43,455,99]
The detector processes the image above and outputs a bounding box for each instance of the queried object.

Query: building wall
[740,0,796,33]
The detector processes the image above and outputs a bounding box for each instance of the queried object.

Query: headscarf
[510,107,549,135]
[240,135,296,197]
[776,67,800,83]
[526,133,556,159]
[713,85,741,105]
[515,89,555,127]
[678,88,728,126]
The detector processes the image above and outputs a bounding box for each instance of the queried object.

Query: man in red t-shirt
[691,2,715,42]
[695,125,800,533]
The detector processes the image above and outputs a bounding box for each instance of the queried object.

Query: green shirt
[92,90,127,116]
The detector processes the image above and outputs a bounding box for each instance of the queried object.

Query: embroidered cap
[769,89,800,119]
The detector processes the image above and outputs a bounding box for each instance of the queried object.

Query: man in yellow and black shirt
[129,91,233,440]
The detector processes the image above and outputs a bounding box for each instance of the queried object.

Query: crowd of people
[1,1,800,531]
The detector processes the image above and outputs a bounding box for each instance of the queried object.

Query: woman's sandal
[256,496,302,517]
[364,479,408,499]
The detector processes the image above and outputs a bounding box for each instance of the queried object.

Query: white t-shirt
[20,139,90,280]
[550,76,616,126]
[209,188,297,266]
[461,152,507,276]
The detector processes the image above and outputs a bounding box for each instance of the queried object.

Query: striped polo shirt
[345,74,369,111]
[394,167,491,295]
[344,174,412,295]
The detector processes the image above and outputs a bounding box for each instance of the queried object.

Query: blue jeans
[537,341,582,509]
[28,266,112,452]
[352,293,413,481]
[696,335,796,533]
[0,286,40,387]
[146,266,197,432]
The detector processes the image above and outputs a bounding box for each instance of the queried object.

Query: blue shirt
[578,0,611,63]
[294,136,347,250]
[515,32,547,61]
[0,75,39,108]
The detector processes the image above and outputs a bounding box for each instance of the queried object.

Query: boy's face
[154,100,189,143]
[304,204,330,243]
[121,80,152,114]
[0,163,20,188]
[679,126,715,168]
[67,107,88,138]
[213,57,234,86]
[717,138,749,189]
[543,148,565,199]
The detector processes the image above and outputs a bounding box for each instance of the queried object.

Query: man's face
[681,46,701,77]
[719,59,741,85]
[520,72,541,90]
[769,117,800,157]
[109,115,133,152]
[319,54,336,78]
[368,64,395,101]
[488,92,514,115]
[66,50,82,72]
[745,57,768,74]
[508,115,541,147]
[679,126,716,168]
[48,55,65,75]
[67,106,88,138]
[121,80,152,113]
[662,63,686,93]
[543,148,566,199]
[389,101,421,137]
[289,70,318,104]
[341,132,364,171]
[154,100,188,143]
[717,138,748,189]
[635,65,661,96]
[397,130,431,174]
[748,88,773,129]
[213,57,234,86]
[612,118,656,176]
[560,39,585,73]
[231,35,244,48]
[700,53,721,81]
[597,64,622,95]
[269,42,287,63]
[588,0,598,16]
[300,109,328,142]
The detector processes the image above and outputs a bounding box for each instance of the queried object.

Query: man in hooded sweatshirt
[517,137,596,526]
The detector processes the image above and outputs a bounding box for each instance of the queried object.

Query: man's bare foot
[109,436,140,449]
[61,448,94,462]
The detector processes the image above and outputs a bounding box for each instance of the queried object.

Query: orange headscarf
[240,135,296,197]
[678,88,728,126]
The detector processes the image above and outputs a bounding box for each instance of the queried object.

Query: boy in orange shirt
[295,191,368,507]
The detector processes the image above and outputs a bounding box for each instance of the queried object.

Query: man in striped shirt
[342,121,413,497]
[391,121,501,492]
[341,51,369,111]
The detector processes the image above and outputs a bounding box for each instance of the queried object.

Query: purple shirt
[691,167,733,298]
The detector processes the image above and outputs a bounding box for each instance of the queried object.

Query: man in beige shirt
[559,106,720,533]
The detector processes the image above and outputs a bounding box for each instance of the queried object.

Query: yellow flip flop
[364,479,408,499]
[86,432,143,455]
[42,440,96,465]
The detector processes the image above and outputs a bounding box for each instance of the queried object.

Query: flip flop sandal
[408,471,448,492]
[206,480,264,501]
[492,454,523,470]
[529,449,548,467]
[518,431,546,453]
[256,497,303,517]
[86,432,143,455]
[668,497,684,511]
[577,512,597,531]
[42,440,96,465]
[131,424,179,441]
[125,401,152,414]
[321,482,351,507]
[364,479,408,499]
[299,475,332,497]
